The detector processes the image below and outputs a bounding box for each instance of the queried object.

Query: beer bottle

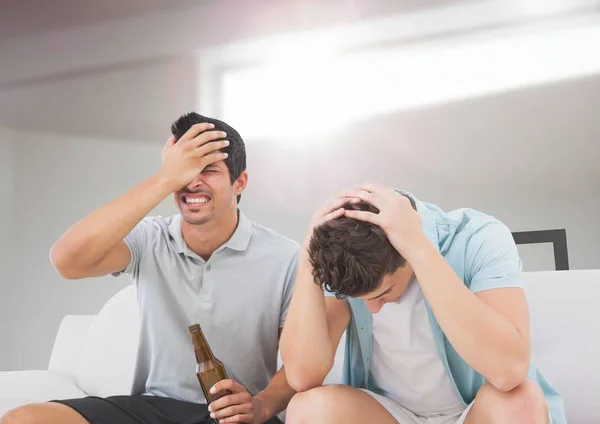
[188,324,232,405]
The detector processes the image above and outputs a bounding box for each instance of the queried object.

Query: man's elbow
[49,243,84,280]
[286,372,325,393]
[489,355,530,392]
[283,360,332,393]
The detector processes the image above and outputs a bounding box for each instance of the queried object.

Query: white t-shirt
[370,278,466,417]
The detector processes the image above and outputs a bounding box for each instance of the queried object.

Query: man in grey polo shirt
[1,113,298,424]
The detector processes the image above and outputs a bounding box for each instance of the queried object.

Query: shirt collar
[222,211,253,251]
[168,210,253,257]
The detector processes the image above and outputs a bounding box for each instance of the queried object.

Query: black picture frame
[511,229,569,271]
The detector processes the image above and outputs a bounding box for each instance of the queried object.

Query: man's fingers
[195,139,230,158]
[355,183,414,210]
[190,130,227,149]
[161,136,176,163]
[209,392,252,414]
[327,208,345,220]
[210,379,246,395]
[196,151,229,170]
[317,195,354,218]
[354,182,397,201]
[218,413,253,423]
[178,122,215,143]
[344,209,380,225]
[312,193,363,229]
[163,135,176,150]
[210,401,252,419]
[312,207,345,229]
[343,188,385,210]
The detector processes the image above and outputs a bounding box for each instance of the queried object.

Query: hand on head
[305,182,424,260]
[158,123,230,193]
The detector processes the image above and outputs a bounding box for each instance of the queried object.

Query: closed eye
[368,285,394,301]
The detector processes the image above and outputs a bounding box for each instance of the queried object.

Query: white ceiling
[0,0,204,41]
[0,0,464,42]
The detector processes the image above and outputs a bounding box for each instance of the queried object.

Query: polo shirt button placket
[203,264,212,301]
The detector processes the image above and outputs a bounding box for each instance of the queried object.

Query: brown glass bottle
[188,324,232,405]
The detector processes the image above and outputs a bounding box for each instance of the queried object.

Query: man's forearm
[50,174,172,272]
[407,238,529,391]
[254,367,296,422]
[279,251,334,391]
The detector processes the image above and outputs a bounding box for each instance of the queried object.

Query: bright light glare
[220,22,600,143]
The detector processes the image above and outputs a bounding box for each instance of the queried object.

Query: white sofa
[1,270,598,423]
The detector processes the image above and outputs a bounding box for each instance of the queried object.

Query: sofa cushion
[0,370,87,415]
[77,286,140,397]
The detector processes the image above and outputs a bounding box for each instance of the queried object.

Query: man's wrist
[298,249,315,278]
[151,171,179,196]
[252,393,270,423]
[403,235,438,267]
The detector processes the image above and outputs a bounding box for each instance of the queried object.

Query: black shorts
[51,395,284,424]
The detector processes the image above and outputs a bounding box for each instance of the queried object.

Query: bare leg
[464,381,550,424]
[0,402,89,424]
[285,385,400,424]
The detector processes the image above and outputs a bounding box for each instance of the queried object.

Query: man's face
[360,265,414,314]
[174,161,247,226]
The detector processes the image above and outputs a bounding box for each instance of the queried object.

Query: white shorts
[361,390,472,424]
[362,390,552,424]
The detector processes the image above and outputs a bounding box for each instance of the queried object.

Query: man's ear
[233,171,248,196]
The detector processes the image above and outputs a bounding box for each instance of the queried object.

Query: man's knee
[285,385,344,424]
[0,402,87,424]
[473,380,549,424]
[1,403,43,424]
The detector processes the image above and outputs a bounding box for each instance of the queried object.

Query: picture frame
[511,229,569,271]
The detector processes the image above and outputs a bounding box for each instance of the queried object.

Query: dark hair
[171,112,246,203]
[307,201,407,298]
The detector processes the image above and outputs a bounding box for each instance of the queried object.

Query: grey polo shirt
[113,211,299,403]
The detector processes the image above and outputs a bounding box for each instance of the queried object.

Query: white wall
[2,130,177,370]
[0,128,16,368]
[0,56,197,143]
[238,75,600,272]
[241,146,599,274]
[3,74,600,371]
[0,128,15,261]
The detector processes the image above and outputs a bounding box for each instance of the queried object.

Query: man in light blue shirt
[281,183,565,424]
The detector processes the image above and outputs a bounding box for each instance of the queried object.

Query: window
[199,2,600,142]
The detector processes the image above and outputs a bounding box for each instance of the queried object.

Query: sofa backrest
[76,285,140,397]
[522,270,600,424]
[80,270,599,423]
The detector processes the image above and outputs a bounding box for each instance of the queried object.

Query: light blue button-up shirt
[336,192,566,424]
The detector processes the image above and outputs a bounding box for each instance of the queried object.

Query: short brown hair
[307,201,406,298]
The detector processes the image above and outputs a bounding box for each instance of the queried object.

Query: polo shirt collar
[223,211,253,251]
[168,210,252,257]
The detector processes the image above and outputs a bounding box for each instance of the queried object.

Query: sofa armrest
[48,315,95,380]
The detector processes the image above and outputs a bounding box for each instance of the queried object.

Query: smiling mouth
[181,193,211,208]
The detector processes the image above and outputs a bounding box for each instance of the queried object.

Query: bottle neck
[189,325,215,363]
